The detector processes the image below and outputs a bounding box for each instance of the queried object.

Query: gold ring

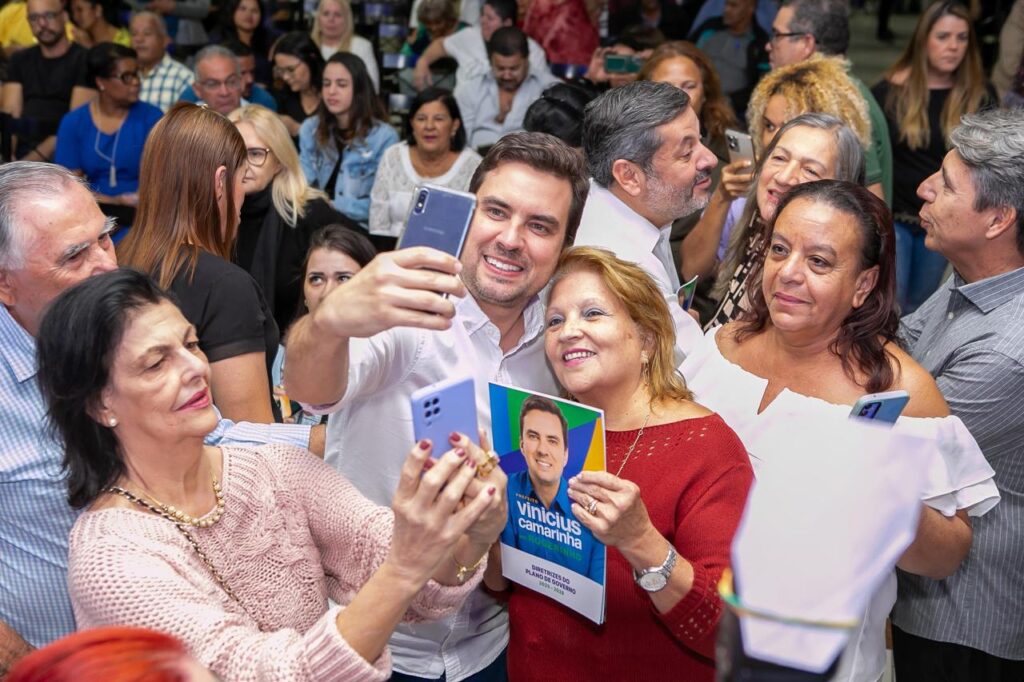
[476,450,500,478]
[587,498,598,515]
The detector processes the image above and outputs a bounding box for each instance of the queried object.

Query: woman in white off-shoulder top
[677,180,999,682]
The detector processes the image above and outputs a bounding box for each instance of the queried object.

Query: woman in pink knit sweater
[35,269,508,682]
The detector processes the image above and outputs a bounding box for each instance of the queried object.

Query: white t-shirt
[369,142,482,237]
[680,324,1000,682]
[443,25,550,85]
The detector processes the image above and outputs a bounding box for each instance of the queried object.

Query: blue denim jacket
[299,117,398,226]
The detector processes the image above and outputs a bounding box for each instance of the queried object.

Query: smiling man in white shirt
[284,132,589,682]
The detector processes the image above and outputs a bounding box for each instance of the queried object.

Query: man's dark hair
[36,269,175,509]
[487,26,529,58]
[782,0,850,56]
[582,80,690,187]
[483,0,518,22]
[519,395,568,450]
[468,132,589,247]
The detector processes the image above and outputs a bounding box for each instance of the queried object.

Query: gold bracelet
[452,551,486,584]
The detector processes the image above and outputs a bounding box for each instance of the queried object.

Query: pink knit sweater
[68,444,483,681]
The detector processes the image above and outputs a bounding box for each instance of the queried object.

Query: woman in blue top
[55,43,163,238]
[299,52,397,237]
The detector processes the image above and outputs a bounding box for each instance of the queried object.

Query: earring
[108,417,118,427]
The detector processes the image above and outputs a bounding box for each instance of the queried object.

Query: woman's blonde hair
[747,54,870,156]
[228,104,327,227]
[882,1,986,150]
[550,247,693,405]
[310,0,353,51]
[119,103,247,290]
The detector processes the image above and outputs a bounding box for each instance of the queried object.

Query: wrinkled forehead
[15,187,108,261]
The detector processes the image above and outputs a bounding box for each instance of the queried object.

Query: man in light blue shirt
[0,162,317,673]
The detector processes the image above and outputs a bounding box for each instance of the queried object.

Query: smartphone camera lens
[414,190,428,214]
[727,136,737,151]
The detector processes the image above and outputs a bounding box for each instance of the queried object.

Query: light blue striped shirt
[0,305,311,647]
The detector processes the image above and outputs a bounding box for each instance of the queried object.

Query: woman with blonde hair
[228,104,357,333]
[118,103,278,424]
[681,56,872,323]
[309,0,379,90]
[497,245,752,681]
[872,0,994,313]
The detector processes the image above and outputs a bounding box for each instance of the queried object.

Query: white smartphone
[849,390,910,425]
[725,128,755,165]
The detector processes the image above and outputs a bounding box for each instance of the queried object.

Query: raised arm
[283,247,466,406]
[412,38,450,90]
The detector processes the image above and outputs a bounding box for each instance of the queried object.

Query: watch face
[638,571,668,592]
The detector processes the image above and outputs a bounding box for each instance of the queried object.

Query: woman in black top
[118,103,279,424]
[872,1,993,313]
[271,32,325,138]
[228,104,360,333]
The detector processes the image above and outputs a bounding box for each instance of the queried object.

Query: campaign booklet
[489,382,607,624]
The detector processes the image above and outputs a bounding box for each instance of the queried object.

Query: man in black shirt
[1,0,93,160]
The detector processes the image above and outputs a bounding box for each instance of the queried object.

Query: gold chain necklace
[615,411,653,477]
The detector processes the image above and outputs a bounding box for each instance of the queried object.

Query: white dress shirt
[443,25,549,86]
[574,180,695,363]
[454,66,558,150]
[308,293,558,680]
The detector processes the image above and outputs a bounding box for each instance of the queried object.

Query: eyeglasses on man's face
[199,75,243,92]
[770,29,808,42]
[27,10,60,24]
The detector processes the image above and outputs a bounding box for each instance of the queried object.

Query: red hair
[7,627,194,682]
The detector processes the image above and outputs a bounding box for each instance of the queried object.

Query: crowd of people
[1,0,1023,680]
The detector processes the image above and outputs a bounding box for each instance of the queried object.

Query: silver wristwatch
[633,546,677,592]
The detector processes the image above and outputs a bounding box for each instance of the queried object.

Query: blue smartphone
[397,184,476,258]
[410,376,479,455]
[849,390,910,424]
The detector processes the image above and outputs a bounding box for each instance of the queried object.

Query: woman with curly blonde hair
[680,56,872,323]
[872,0,993,313]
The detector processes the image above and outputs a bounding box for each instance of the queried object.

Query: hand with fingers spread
[386,438,502,588]
[311,247,467,340]
[566,471,656,551]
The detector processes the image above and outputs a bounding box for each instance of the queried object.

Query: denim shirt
[298,116,398,226]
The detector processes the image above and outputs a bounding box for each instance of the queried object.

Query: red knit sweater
[506,414,753,682]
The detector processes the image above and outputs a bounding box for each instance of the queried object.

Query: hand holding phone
[725,129,755,165]
[398,184,476,258]
[411,377,479,454]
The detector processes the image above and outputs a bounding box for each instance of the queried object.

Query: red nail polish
[418,439,431,450]
[455,448,466,458]
[488,487,496,496]
[422,458,434,469]
[449,431,460,443]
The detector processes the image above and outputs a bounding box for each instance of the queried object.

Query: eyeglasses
[199,75,242,92]
[27,10,60,23]
[247,147,272,167]
[110,71,141,84]
[273,62,302,78]
[770,29,808,42]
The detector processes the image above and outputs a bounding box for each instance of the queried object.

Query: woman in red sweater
[496,247,753,681]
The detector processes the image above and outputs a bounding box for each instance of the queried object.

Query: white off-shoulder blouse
[679,324,999,682]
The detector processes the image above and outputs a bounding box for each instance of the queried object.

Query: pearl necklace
[109,476,226,528]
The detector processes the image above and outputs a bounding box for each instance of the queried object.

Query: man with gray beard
[574,80,717,360]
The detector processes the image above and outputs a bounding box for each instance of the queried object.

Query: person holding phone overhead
[677,179,998,682]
